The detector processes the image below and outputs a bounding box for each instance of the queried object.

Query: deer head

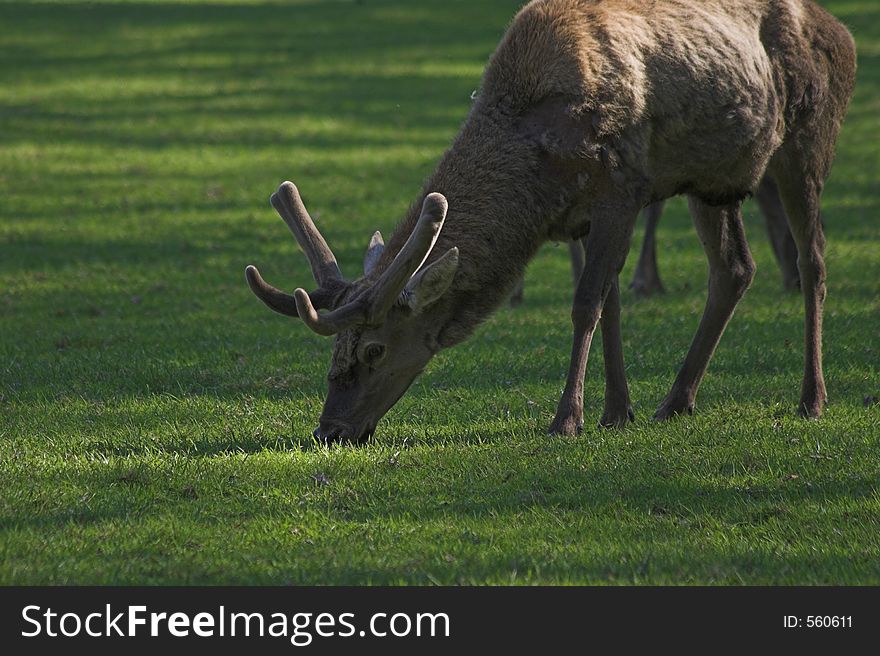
[246,182,459,442]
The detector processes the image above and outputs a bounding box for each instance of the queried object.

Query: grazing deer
[246,0,855,440]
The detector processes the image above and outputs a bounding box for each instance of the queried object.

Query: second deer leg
[654,198,756,420]
[773,165,829,419]
[599,275,634,427]
[549,211,636,436]
[754,176,800,291]
[630,201,666,296]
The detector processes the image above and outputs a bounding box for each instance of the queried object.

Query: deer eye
[363,343,386,364]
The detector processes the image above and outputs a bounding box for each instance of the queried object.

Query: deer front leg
[599,276,635,427]
[549,212,636,436]
[654,198,755,419]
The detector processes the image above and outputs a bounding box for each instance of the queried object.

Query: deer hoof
[548,415,584,437]
[652,398,694,421]
[797,395,827,419]
[599,405,635,429]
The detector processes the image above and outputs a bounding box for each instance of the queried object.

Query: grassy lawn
[1,0,878,585]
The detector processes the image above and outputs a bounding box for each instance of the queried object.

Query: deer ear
[363,231,384,275]
[401,247,459,312]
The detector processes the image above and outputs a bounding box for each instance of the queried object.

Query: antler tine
[270,181,343,286]
[363,230,385,276]
[245,265,300,317]
[366,192,448,323]
[293,288,368,336]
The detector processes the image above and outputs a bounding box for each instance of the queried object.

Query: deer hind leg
[654,198,756,420]
[549,208,637,436]
[630,201,666,296]
[770,153,830,418]
[754,176,800,291]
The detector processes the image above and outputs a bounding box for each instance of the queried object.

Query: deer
[245,0,856,441]
[510,177,800,306]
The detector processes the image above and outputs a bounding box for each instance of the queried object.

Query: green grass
[1,0,878,585]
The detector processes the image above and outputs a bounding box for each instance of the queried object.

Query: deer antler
[270,182,342,285]
[291,192,449,335]
[246,182,344,318]
[247,182,447,333]
[367,192,447,321]
[245,265,301,316]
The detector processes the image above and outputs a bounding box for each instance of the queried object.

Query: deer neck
[378,109,573,349]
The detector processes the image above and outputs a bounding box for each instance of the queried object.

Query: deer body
[247,0,856,440]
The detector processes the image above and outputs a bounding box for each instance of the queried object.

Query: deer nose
[313,422,344,443]
[313,421,374,443]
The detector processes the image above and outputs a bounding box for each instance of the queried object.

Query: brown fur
[249,0,856,440]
